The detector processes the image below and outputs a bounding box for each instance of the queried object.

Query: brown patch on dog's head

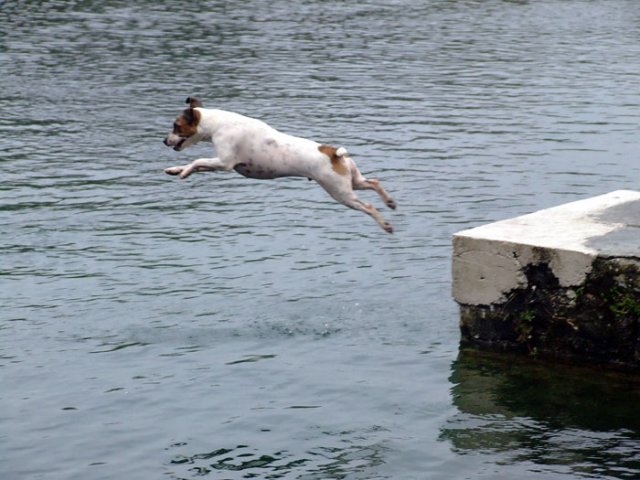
[318,144,349,175]
[163,100,203,151]
[173,107,201,137]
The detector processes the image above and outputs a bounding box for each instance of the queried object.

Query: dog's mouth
[173,138,187,151]
[164,133,188,151]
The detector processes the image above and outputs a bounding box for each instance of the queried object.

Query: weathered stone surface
[452,190,640,369]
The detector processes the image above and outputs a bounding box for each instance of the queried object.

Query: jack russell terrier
[163,97,397,233]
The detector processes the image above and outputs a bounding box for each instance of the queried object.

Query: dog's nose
[163,137,169,146]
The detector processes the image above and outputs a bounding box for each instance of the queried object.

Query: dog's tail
[336,146,348,157]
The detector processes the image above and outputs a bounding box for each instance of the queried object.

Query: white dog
[164,97,396,233]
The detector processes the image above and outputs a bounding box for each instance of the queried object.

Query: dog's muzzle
[163,133,186,151]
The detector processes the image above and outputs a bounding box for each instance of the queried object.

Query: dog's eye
[173,122,179,130]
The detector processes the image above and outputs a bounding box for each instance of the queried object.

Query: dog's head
[163,97,203,151]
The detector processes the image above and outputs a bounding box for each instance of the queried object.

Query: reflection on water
[167,440,387,479]
[445,348,640,478]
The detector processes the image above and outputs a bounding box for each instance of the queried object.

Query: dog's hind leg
[317,166,394,233]
[348,158,397,210]
[322,180,393,233]
[342,195,394,233]
[164,157,229,179]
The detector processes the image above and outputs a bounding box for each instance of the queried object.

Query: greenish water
[2,1,640,478]
[448,349,640,478]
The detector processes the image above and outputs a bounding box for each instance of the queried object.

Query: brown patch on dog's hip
[318,144,349,175]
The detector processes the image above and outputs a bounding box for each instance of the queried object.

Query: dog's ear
[183,106,201,126]
[185,97,203,108]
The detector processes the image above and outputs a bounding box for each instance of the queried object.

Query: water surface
[2,1,640,478]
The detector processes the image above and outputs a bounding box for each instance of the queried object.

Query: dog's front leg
[164,157,229,179]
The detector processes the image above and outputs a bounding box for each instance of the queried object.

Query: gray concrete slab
[452,190,640,369]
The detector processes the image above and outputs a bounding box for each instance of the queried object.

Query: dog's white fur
[163,97,396,233]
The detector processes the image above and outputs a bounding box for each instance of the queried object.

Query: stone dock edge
[452,190,640,370]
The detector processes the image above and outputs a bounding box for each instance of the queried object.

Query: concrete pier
[452,190,640,369]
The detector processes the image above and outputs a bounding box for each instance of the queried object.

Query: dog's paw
[178,167,193,179]
[386,198,397,210]
[164,166,183,175]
